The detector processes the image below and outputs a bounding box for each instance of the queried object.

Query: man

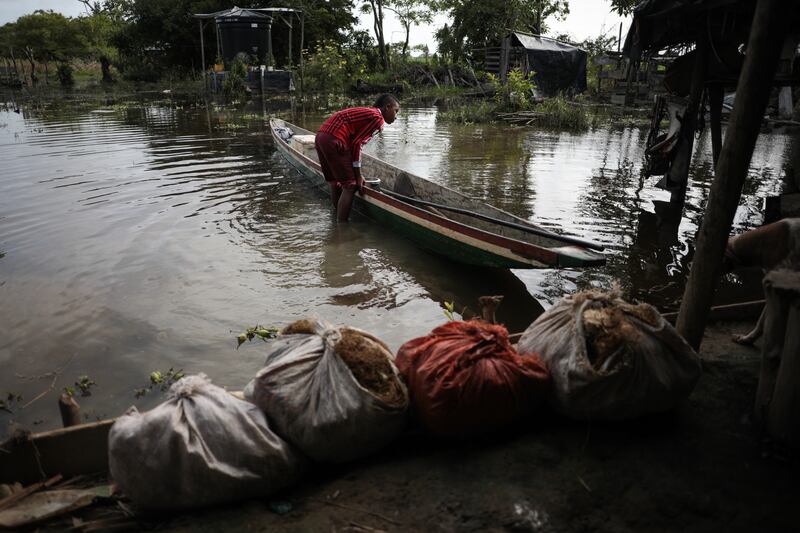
[315,94,400,221]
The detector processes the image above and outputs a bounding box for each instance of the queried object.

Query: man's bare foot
[732,333,758,345]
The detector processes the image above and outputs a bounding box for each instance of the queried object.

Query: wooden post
[709,84,724,166]
[287,17,293,69]
[58,393,81,428]
[676,0,790,350]
[500,36,510,83]
[299,12,304,94]
[756,270,800,449]
[267,18,273,68]
[666,30,708,189]
[198,20,206,89]
[778,86,793,119]
[215,23,222,63]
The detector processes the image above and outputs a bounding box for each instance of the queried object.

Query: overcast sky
[0,0,631,50]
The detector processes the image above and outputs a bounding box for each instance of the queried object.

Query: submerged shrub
[534,95,589,130]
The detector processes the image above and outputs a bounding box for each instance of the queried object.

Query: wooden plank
[0,421,113,485]
[0,475,62,511]
[661,300,764,323]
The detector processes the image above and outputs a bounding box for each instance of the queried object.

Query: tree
[76,0,127,82]
[383,0,432,59]
[11,11,87,85]
[0,23,20,81]
[609,0,638,15]
[434,0,569,63]
[108,0,357,75]
[360,0,390,70]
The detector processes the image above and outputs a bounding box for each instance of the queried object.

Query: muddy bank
[153,320,794,533]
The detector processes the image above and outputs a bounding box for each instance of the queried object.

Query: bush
[56,63,74,87]
[303,41,349,93]
[490,68,536,110]
[118,56,162,82]
[438,100,496,124]
[223,57,248,98]
[534,95,589,130]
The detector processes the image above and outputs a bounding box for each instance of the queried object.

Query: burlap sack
[518,290,702,420]
[247,319,408,463]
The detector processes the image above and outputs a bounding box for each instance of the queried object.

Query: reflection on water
[0,97,796,435]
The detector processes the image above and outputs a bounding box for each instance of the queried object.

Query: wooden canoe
[270,119,606,269]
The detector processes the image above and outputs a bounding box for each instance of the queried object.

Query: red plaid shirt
[318,107,384,167]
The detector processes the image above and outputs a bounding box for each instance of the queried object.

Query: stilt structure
[624,0,800,350]
[676,0,793,350]
[192,6,304,93]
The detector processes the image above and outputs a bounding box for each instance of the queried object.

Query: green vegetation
[236,326,281,348]
[134,367,186,398]
[75,375,97,396]
[0,1,576,92]
[533,94,589,129]
[490,68,536,109]
[442,301,456,321]
[434,0,568,62]
[0,1,626,133]
[222,56,248,98]
[438,100,495,124]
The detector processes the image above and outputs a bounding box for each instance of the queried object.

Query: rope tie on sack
[321,325,342,349]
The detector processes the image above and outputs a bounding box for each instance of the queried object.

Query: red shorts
[315,132,357,189]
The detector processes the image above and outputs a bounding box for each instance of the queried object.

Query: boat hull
[271,119,605,269]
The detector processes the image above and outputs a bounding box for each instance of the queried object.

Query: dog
[723,217,800,345]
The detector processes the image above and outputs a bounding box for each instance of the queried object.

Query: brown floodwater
[0,96,797,434]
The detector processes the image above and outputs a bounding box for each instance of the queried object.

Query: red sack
[396,320,549,437]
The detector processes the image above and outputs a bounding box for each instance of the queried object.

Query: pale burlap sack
[245,319,408,463]
[109,374,305,510]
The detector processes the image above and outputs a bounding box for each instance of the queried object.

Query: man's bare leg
[336,187,356,222]
[329,182,342,209]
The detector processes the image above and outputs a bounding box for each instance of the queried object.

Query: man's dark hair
[373,94,398,109]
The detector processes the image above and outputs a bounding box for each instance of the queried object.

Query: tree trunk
[675,0,790,350]
[100,56,112,82]
[9,47,19,81]
[402,22,410,58]
[369,0,390,71]
[44,61,49,85]
[23,47,36,85]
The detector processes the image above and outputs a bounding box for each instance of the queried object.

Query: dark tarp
[509,33,588,95]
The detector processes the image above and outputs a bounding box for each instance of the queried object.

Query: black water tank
[217,13,270,63]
